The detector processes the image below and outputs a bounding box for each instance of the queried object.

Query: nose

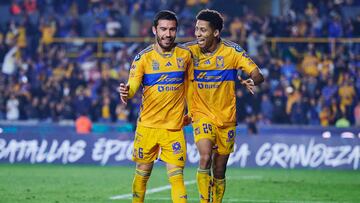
[195,29,200,38]
[165,30,171,37]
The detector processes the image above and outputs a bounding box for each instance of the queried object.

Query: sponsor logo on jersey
[194,69,236,82]
[166,61,172,67]
[158,85,180,92]
[144,72,184,86]
[156,74,183,83]
[196,72,222,81]
[197,83,220,89]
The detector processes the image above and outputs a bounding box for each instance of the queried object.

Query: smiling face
[153,19,177,51]
[195,20,219,52]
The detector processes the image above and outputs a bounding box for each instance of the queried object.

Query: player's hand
[238,76,255,95]
[117,83,130,105]
[183,114,192,126]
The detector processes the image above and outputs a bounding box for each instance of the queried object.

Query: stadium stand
[0,0,359,127]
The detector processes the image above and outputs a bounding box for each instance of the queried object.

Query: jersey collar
[153,43,176,58]
[200,38,222,57]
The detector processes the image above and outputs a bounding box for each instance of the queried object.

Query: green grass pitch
[0,164,359,203]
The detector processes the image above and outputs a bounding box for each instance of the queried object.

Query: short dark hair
[153,10,178,27]
[196,9,224,32]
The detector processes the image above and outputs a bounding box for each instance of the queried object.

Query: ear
[213,29,220,38]
[152,26,156,35]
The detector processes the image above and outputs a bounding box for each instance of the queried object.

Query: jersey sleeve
[127,54,144,98]
[187,51,195,81]
[232,45,258,75]
[185,52,194,116]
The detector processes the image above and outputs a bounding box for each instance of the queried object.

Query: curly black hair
[196,9,224,32]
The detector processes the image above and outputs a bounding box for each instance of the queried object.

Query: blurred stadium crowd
[0,0,360,127]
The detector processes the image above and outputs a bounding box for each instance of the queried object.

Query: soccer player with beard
[118,10,192,203]
[185,9,264,203]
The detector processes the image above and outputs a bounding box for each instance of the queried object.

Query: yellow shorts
[192,118,236,155]
[132,125,187,167]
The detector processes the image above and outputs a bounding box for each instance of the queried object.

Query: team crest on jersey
[226,130,235,142]
[177,57,184,69]
[193,56,199,67]
[216,56,224,68]
[152,60,159,70]
[172,142,182,154]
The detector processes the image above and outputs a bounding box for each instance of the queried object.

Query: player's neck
[154,43,175,56]
[201,38,221,55]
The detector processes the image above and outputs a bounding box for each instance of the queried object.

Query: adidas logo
[166,62,172,66]
[204,60,211,65]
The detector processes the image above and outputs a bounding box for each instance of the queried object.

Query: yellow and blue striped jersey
[127,44,193,130]
[185,39,257,127]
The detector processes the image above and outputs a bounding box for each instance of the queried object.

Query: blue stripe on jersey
[194,69,237,82]
[143,71,185,86]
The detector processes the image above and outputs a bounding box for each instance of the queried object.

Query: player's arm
[234,46,264,93]
[249,67,264,85]
[238,67,264,95]
[117,55,144,104]
[184,52,194,126]
[238,76,255,95]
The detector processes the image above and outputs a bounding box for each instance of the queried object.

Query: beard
[156,35,175,51]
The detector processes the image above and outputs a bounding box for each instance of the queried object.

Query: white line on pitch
[109,175,345,203]
[109,180,196,200]
[109,175,262,200]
